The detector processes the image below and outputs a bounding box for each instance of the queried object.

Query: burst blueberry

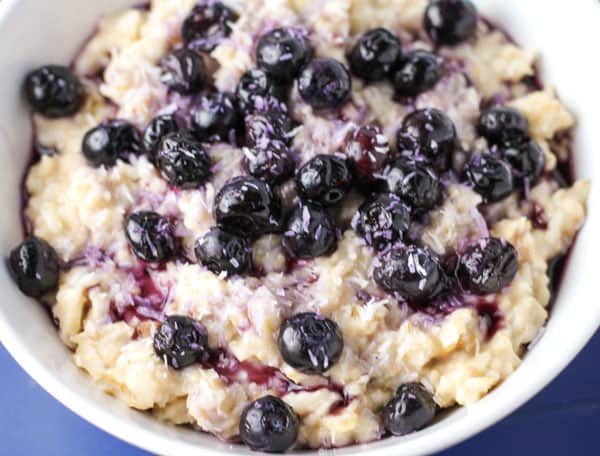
[160,48,206,94]
[181,1,238,52]
[477,106,529,146]
[297,58,352,110]
[282,203,338,259]
[125,211,177,263]
[82,120,141,167]
[393,50,445,98]
[343,125,391,187]
[424,0,478,46]
[464,153,513,202]
[348,28,402,81]
[153,315,210,369]
[143,114,180,162]
[382,158,443,211]
[295,155,352,206]
[242,141,294,185]
[195,227,252,275]
[191,92,240,142]
[24,65,84,118]
[381,383,437,436]
[9,237,60,298]
[256,27,312,81]
[156,131,211,189]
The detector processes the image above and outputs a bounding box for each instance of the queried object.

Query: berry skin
[282,203,338,259]
[424,0,478,46]
[239,395,299,453]
[499,140,545,187]
[373,245,445,302]
[143,114,180,162]
[458,237,519,295]
[124,211,177,263]
[464,153,513,203]
[278,312,343,374]
[82,120,142,167]
[24,65,84,118]
[242,141,294,185]
[191,92,240,143]
[348,28,402,81]
[343,125,391,187]
[381,383,437,436]
[214,177,283,238]
[256,27,312,81]
[195,227,252,275]
[153,315,210,369]
[382,158,443,211]
[478,106,529,146]
[297,58,352,110]
[295,155,353,206]
[160,48,206,94]
[245,110,295,148]
[156,131,212,189]
[393,50,445,98]
[397,108,456,172]
[353,193,411,251]
[236,69,287,114]
[181,1,238,52]
[9,237,60,298]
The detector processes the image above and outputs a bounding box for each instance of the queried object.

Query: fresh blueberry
[343,125,391,187]
[236,68,287,114]
[295,155,352,206]
[9,237,60,298]
[242,141,294,185]
[245,110,295,148]
[143,114,180,162]
[424,0,478,46]
[24,65,84,118]
[278,312,343,374]
[82,120,142,167]
[282,203,338,259]
[348,28,402,81]
[373,245,445,302]
[256,27,312,81]
[297,58,352,110]
[458,237,519,295]
[478,106,529,146]
[156,131,212,189]
[353,193,411,251]
[393,50,445,98]
[499,139,545,187]
[125,211,177,263]
[239,395,299,453]
[181,1,238,52]
[153,315,210,369]
[214,176,283,237]
[160,48,206,94]
[397,108,456,172]
[464,153,513,202]
[195,227,252,275]
[382,158,443,211]
[381,383,437,436]
[191,92,240,143]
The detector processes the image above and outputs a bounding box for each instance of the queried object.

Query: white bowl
[0,0,599,454]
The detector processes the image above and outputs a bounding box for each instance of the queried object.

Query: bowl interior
[0,0,598,455]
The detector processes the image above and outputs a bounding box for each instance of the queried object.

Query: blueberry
[478,106,529,146]
[243,141,294,185]
[195,227,252,275]
[373,245,445,302]
[156,131,212,189]
[382,158,443,211]
[499,140,545,187]
[153,315,210,369]
[458,237,519,295]
[143,114,180,162]
[160,48,206,94]
[9,237,60,298]
[295,155,352,206]
[191,92,240,142]
[214,176,283,237]
[24,65,84,118]
[464,153,513,202]
[348,28,402,81]
[245,110,295,148]
[124,211,177,263]
[181,1,238,52]
[256,27,312,81]
[239,395,299,453]
[393,50,445,98]
[424,0,478,46]
[397,108,456,171]
[353,194,411,251]
[298,58,352,110]
[278,312,343,374]
[82,120,142,167]
[236,69,287,114]
[343,125,391,187]
[282,203,338,259]
[381,383,437,436]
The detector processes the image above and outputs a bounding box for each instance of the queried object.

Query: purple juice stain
[527,202,548,230]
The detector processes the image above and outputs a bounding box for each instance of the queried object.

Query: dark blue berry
[382,158,443,211]
[256,27,312,81]
[236,69,287,114]
[181,1,238,52]
[424,0,478,46]
[239,395,299,453]
[499,139,545,187]
[283,203,338,259]
[295,155,352,206]
[156,131,212,189]
[195,227,252,275]
[245,110,295,148]
[9,237,60,298]
[465,153,513,202]
[243,141,294,185]
[143,114,180,162]
[397,108,456,171]
[191,92,240,143]
[24,65,84,118]
[160,48,206,94]
[298,58,351,110]
[478,106,529,146]
[82,120,141,167]
[381,383,437,436]
[278,312,343,374]
[348,28,402,81]
[153,315,210,369]
[125,211,177,263]
[393,50,445,98]
[344,125,391,188]
[458,237,519,295]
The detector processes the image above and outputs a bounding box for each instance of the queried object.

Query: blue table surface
[2,330,600,456]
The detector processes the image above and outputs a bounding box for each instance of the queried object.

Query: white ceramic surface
[0,1,598,454]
